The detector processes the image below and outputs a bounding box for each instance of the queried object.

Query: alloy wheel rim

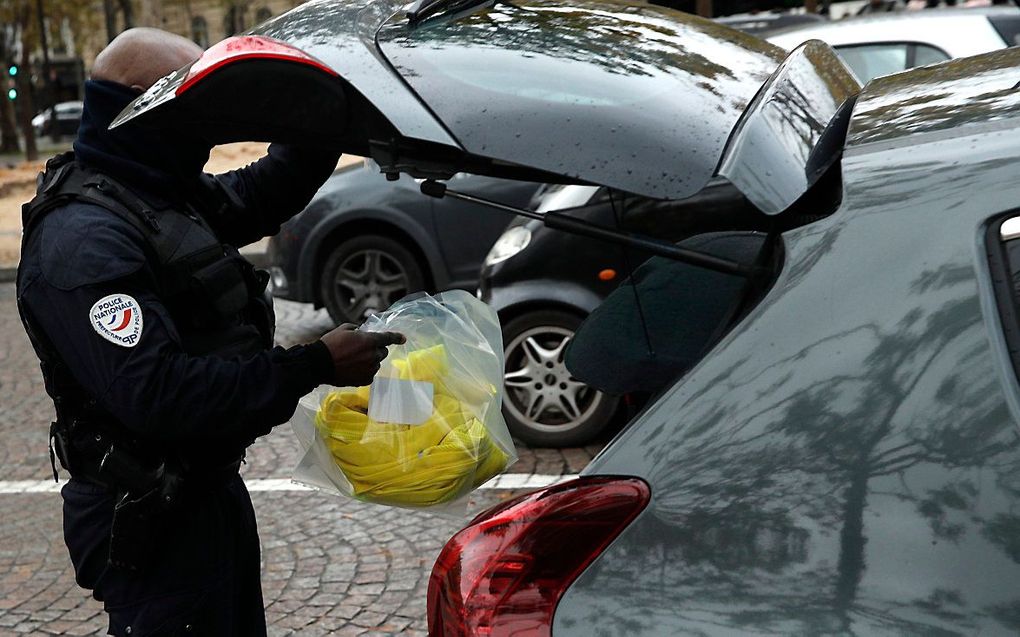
[334,249,409,319]
[503,325,603,433]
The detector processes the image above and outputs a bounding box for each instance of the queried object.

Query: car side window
[989,15,1020,47]
[985,215,1020,383]
[913,44,950,68]
[835,43,950,85]
[835,44,909,84]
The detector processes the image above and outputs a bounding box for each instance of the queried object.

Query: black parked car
[267,161,540,324]
[481,180,759,446]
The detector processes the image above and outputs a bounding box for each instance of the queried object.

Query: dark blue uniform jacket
[17,80,337,447]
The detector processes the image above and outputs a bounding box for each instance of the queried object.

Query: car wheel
[319,234,425,325]
[501,310,618,447]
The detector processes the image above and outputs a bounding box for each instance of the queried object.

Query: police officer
[16,29,403,635]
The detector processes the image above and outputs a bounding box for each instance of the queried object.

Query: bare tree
[102,0,133,43]
[103,0,117,43]
[10,1,39,161]
[0,0,97,159]
[0,31,22,154]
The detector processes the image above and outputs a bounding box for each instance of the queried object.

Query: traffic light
[7,65,16,77]
[7,88,16,101]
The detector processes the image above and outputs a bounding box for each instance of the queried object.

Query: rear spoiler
[717,40,860,215]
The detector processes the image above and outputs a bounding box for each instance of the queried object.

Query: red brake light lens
[177,35,338,95]
[427,476,651,637]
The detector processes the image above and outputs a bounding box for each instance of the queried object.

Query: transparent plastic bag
[290,290,517,510]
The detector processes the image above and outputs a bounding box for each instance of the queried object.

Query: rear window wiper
[406,0,495,25]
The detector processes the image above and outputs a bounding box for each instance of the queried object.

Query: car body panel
[273,165,448,303]
[767,9,1011,59]
[116,0,791,202]
[718,40,859,214]
[716,11,825,36]
[111,2,455,147]
[270,164,542,304]
[110,35,352,148]
[554,52,1020,635]
[377,0,784,200]
[483,276,606,319]
[847,45,1020,150]
[253,0,458,146]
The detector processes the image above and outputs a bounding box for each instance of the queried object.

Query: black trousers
[61,474,267,636]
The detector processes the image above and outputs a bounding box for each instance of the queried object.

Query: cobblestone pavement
[0,282,601,635]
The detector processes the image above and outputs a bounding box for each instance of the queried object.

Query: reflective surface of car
[768,6,1020,83]
[548,48,1020,635]
[268,161,540,324]
[715,10,826,34]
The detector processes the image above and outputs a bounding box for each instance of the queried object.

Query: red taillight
[427,476,650,637]
[177,35,338,95]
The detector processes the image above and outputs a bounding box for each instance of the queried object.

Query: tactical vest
[18,152,275,481]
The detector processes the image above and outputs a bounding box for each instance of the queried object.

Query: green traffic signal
[7,65,16,77]
[7,88,16,100]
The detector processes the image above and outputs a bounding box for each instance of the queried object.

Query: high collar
[73,79,212,202]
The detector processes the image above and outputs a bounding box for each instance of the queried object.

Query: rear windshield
[566,229,781,395]
[377,0,783,201]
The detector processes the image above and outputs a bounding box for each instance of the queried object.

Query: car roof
[768,7,1016,57]
[771,5,1017,34]
[715,11,826,35]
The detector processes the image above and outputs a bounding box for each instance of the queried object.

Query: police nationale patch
[90,294,143,348]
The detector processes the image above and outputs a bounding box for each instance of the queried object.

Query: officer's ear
[130,84,146,93]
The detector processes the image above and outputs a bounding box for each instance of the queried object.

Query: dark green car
[117,0,1020,633]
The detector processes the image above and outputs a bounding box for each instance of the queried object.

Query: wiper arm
[406,0,494,25]
[420,180,759,277]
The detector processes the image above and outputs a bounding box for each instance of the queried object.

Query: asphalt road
[0,283,600,636]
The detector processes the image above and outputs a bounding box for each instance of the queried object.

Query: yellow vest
[315,344,508,507]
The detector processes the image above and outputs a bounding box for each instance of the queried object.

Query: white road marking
[0,474,579,495]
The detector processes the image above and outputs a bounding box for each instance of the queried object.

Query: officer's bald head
[92,28,203,91]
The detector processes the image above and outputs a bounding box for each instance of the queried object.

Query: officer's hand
[319,324,406,387]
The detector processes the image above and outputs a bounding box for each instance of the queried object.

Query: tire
[319,234,425,325]
[501,310,618,447]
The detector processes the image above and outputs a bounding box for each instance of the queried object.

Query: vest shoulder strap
[21,154,196,265]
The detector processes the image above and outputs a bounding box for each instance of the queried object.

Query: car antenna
[419,179,759,278]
